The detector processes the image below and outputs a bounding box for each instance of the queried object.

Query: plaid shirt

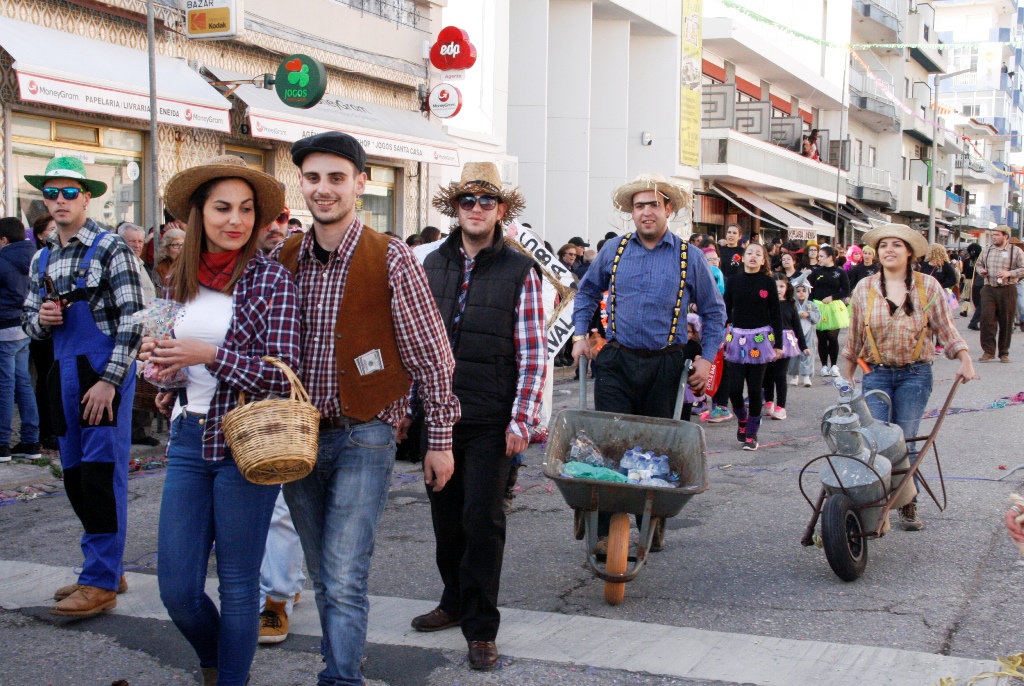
[23,219,143,387]
[277,221,460,451]
[976,243,1024,286]
[454,248,546,439]
[172,253,301,462]
[841,273,968,367]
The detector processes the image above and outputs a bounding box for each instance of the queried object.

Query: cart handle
[579,357,588,411]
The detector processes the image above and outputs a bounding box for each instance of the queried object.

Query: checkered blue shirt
[23,219,144,387]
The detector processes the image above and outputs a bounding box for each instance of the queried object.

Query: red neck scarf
[198,249,242,292]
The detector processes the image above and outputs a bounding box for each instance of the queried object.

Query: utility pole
[146,0,159,236]
[929,68,973,244]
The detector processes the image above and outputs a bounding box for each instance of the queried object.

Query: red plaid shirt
[170,253,302,461]
[279,221,460,451]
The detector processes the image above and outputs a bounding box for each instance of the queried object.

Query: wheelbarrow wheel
[821,493,868,582]
[603,513,630,605]
[573,508,586,540]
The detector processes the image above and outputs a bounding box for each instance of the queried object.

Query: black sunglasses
[42,187,83,200]
[456,194,499,211]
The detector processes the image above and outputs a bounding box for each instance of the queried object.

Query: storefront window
[225,146,266,171]
[358,165,397,234]
[11,114,143,230]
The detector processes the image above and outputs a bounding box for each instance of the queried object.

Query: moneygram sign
[183,0,243,40]
[16,71,230,132]
[275,54,328,110]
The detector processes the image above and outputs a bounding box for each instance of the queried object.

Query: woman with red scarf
[141,156,301,686]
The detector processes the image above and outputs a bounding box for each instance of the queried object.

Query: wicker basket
[133,377,161,412]
[222,356,320,485]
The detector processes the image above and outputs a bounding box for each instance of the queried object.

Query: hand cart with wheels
[542,358,709,604]
[798,376,963,581]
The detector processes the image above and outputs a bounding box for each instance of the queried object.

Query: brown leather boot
[54,574,128,601]
[468,640,499,670]
[411,607,461,632]
[50,585,117,617]
[201,667,218,686]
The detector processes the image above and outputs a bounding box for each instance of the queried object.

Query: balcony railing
[968,205,996,223]
[332,0,430,30]
[849,164,892,191]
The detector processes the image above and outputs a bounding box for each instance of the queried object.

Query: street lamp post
[929,68,974,244]
[146,0,159,237]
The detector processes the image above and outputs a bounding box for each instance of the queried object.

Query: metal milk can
[819,407,892,531]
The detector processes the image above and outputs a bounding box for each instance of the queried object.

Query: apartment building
[0,0,476,236]
[935,0,1022,241]
[696,0,851,245]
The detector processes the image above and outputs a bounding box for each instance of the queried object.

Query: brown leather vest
[280,229,411,421]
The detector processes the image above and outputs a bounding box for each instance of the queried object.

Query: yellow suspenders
[863,272,934,364]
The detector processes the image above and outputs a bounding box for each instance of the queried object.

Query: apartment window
[854,139,863,166]
[961,104,981,116]
[902,156,908,180]
[868,146,877,167]
[905,78,911,99]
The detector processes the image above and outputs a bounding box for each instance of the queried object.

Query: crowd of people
[0,139,1021,685]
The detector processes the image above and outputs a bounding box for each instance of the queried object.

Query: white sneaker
[789,376,799,386]
[820,366,831,377]
[772,407,787,420]
[830,365,841,377]
[802,375,812,387]
[764,401,776,416]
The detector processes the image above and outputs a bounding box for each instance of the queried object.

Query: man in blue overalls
[22,157,144,617]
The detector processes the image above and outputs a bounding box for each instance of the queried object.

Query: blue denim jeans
[283,420,397,686]
[863,361,933,501]
[158,414,279,686]
[0,337,40,445]
[260,490,306,617]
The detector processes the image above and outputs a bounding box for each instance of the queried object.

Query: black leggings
[762,359,788,408]
[727,361,767,418]
[816,329,840,367]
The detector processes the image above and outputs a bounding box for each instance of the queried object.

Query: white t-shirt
[413,240,443,264]
[171,286,233,420]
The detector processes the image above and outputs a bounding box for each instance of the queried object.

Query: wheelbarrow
[798,375,963,581]
[542,357,709,605]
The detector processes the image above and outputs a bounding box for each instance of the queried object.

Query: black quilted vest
[424,227,536,426]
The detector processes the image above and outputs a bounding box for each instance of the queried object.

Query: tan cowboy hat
[432,161,525,223]
[861,222,929,258]
[163,155,285,230]
[611,173,692,214]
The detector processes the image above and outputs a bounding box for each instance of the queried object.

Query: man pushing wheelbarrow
[570,174,726,556]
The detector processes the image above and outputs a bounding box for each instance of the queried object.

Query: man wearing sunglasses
[22,156,144,618]
[413,162,545,671]
[260,207,291,253]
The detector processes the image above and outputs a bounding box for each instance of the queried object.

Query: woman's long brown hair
[171,177,262,304]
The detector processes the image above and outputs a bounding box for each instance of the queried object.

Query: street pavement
[1,316,1023,685]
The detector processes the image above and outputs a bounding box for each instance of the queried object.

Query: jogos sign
[275,54,328,109]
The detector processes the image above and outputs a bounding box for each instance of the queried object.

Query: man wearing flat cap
[274,131,460,686]
[976,225,1024,362]
[410,162,545,671]
[572,173,726,551]
[22,157,144,617]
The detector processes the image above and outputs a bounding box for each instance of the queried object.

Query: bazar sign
[508,224,578,361]
[182,0,243,39]
[248,113,460,167]
[16,71,230,132]
[275,54,327,109]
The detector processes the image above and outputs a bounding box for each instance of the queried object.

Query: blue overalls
[38,232,135,591]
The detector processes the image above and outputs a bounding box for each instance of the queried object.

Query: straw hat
[163,155,285,230]
[861,223,929,258]
[432,162,525,223]
[25,156,108,196]
[611,173,692,214]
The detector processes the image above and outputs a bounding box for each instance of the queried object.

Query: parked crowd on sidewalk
[2,131,1021,686]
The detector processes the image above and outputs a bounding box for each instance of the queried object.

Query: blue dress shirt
[572,230,726,354]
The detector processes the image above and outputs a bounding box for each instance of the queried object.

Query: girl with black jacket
[810,246,850,377]
[723,244,783,451]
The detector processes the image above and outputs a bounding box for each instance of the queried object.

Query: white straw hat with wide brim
[611,173,692,214]
[862,223,929,259]
[164,155,285,230]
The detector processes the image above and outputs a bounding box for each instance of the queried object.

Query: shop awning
[710,182,813,231]
[0,18,230,132]
[847,198,890,224]
[213,68,460,167]
[809,200,872,233]
[770,200,837,238]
